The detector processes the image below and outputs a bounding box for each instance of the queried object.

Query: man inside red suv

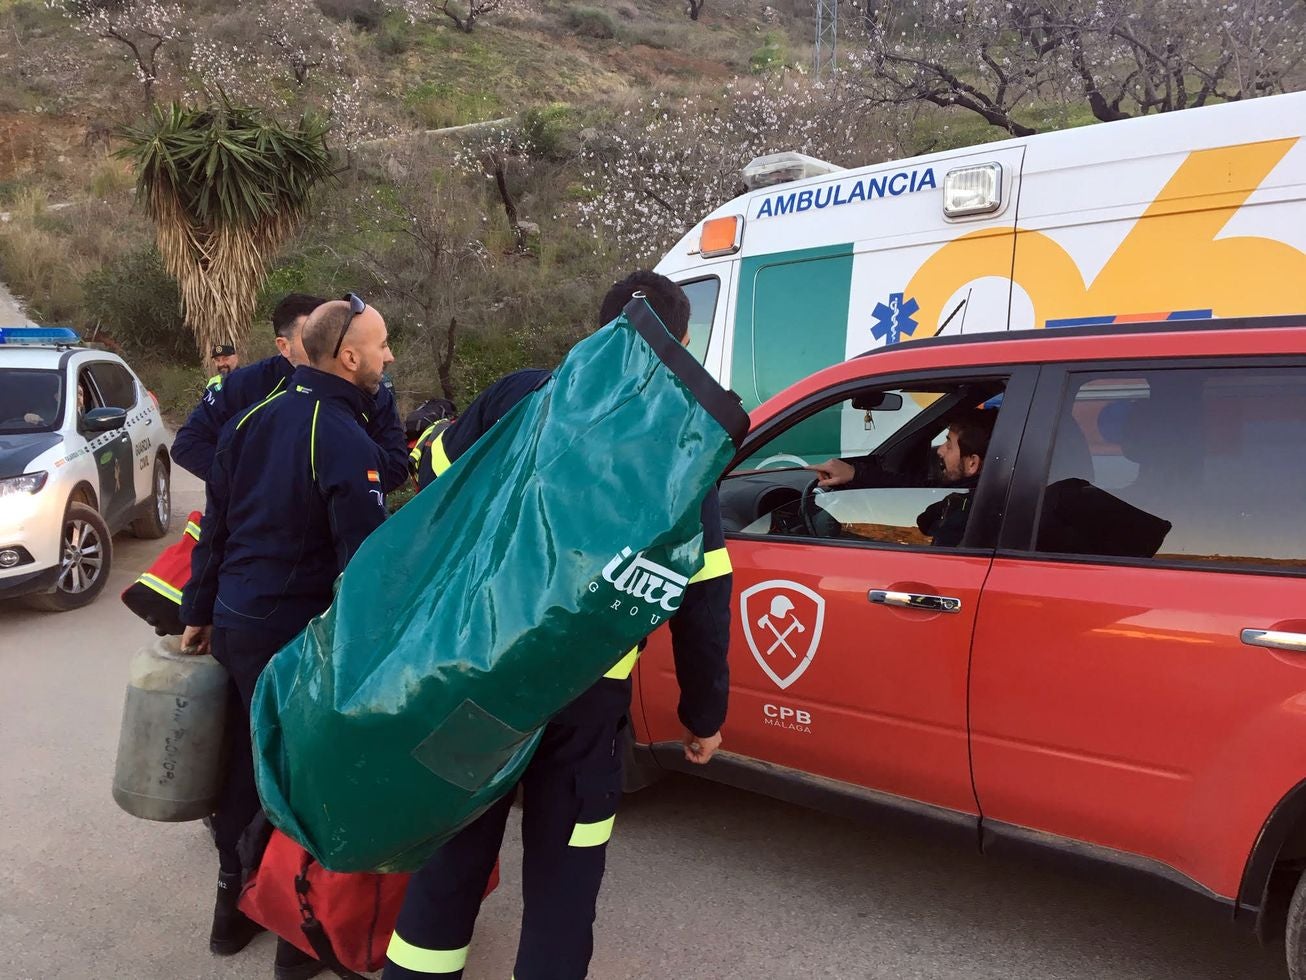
[808,408,997,547]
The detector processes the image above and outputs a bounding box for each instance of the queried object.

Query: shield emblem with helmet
[740,580,825,690]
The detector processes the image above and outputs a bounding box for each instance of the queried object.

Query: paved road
[0,466,1287,979]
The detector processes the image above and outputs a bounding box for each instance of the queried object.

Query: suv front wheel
[25,502,113,612]
[1286,867,1306,979]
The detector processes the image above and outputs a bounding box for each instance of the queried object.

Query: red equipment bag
[119,511,203,636]
[240,828,499,977]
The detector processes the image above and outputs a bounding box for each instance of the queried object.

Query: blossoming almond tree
[576,78,891,261]
[858,0,1306,137]
[54,0,184,109]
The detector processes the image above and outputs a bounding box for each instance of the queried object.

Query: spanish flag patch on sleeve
[366,470,380,483]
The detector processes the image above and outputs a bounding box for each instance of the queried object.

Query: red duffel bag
[240,827,500,977]
[119,511,203,635]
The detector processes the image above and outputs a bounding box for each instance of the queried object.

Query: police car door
[82,360,138,530]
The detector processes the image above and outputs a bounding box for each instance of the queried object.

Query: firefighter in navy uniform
[388,271,732,980]
[179,295,395,980]
[174,293,411,493]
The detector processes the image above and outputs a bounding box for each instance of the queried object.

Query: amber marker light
[699,215,744,257]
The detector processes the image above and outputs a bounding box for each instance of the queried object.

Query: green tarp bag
[251,297,749,872]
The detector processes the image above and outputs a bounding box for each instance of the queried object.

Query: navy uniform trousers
[384,685,628,980]
[209,626,299,874]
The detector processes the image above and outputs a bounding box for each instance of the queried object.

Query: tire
[1287,867,1306,980]
[131,454,171,539]
[25,503,113,612]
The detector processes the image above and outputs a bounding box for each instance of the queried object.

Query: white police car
[0,327,173,611]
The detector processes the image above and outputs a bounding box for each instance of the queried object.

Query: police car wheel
[131,455,171,539]
[25,503,113,612]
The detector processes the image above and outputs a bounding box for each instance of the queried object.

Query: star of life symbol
[740,580,825,690]
[602,548,688,614]
[871,292,921,345]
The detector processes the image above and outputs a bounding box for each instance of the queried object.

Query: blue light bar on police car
[0,326,81,346]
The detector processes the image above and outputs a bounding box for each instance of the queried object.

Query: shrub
[315,0,385,30]
[566,5,617,39]
[0,193,85,324]
[749,30,787,73]
[81,247,194,363]
[517,103,574,160]
[88,160,134,199]
[375,21,412,56]
[132,359,206,425]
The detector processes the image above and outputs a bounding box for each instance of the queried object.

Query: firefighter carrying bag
[251,296,749,872]
[120,511,203,635]
[238,824,500,977]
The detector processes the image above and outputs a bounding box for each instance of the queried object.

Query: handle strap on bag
[294,856,369,980]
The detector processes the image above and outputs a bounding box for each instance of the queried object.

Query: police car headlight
[0,472,48,498]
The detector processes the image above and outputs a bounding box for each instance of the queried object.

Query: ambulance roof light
[0,326,81,347]
[741,152,843,191]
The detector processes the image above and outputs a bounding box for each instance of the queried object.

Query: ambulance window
[746,254,854,405]
[679,277,719,364]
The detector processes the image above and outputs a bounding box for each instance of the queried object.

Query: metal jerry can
[112,636,228,821]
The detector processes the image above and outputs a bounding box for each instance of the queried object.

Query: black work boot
[273,937,324,980]
[209,871,265,955]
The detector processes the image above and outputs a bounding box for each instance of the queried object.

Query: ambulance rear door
[734,145,1026,467]
[733,145,1027,420]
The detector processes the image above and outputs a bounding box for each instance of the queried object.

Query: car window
[680,277,718,365]
[0,368,64,433]
[1034,366,1306,571]
[721,380,1005,549]
[86,361,137,410]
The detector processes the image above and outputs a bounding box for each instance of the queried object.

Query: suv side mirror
[83,406,127,432]
[852,392,904,412]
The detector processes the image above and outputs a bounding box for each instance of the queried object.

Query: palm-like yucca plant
[117,99,335,356]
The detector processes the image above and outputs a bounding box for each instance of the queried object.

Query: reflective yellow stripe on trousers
[568,815,615,847]
[386,932,468,974]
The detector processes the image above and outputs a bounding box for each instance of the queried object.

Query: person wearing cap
[384,271,732,980]
[206,343,239,391]
[179,295,395,980]
[173,294,410,493]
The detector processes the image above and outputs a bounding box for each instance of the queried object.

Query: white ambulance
[655,91,1306,420]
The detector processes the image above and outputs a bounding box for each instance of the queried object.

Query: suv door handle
[868,590,962,614]
[1241,629,1306,653]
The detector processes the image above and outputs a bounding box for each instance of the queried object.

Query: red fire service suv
[633,315,1306,978]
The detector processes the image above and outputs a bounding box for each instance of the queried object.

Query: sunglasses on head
[332,292,366,359]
